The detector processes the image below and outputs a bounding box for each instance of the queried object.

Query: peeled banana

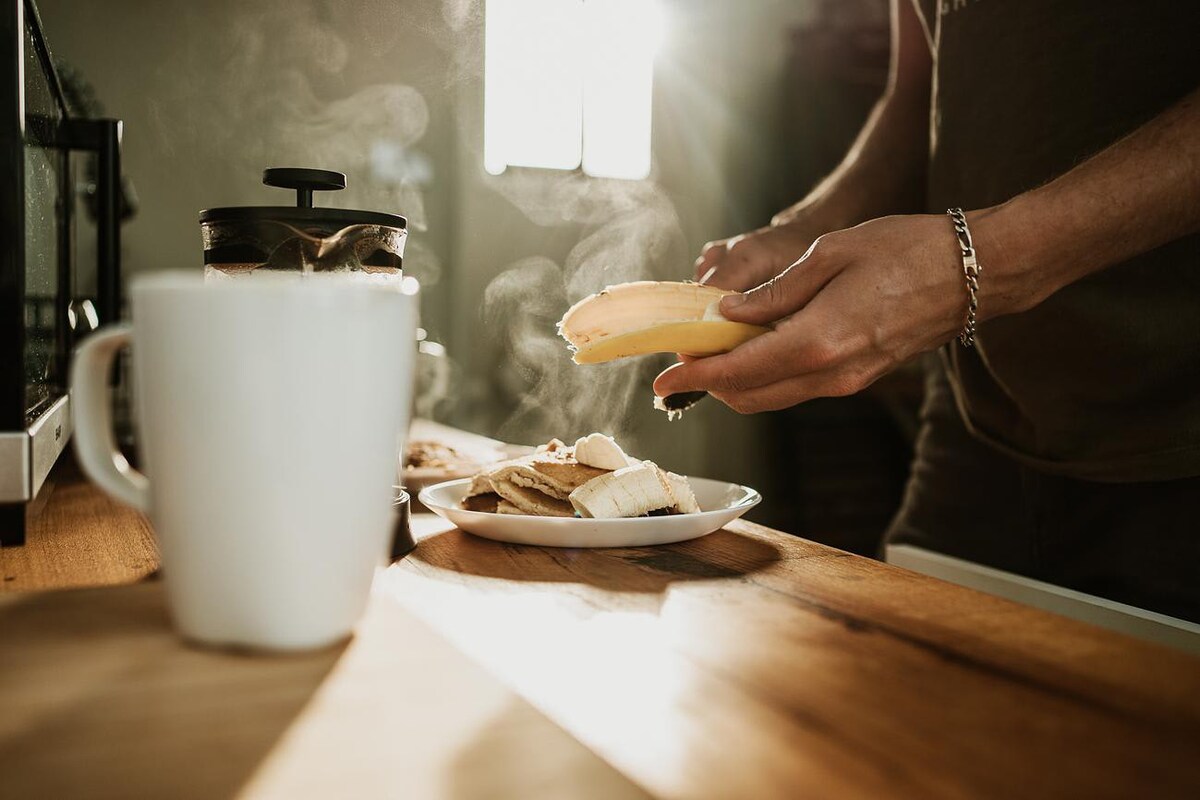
[558,281,770,365]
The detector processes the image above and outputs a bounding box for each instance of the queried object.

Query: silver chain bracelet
[946,208,982,347]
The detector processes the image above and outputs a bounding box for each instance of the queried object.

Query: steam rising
[483,178,686,447]
[167,2,432,232]
[149,0,691,446]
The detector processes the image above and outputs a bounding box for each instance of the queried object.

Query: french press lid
[199,168,407,230]
[200,168,408,273]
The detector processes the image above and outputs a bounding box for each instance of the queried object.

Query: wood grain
[389,517,1200,800]
[0,458,157,593]
[0,581,648,800]
[8,424,1200,799]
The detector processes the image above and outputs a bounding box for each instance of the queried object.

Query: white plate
[418,476,762,548]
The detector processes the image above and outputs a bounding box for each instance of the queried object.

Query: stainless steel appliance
[1,0,126,545]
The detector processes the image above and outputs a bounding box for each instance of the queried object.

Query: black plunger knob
[262,167,347,209]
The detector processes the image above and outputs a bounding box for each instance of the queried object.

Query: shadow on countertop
[0,583,342,800]
[405,527,783,596]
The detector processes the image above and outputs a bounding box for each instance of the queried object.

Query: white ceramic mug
[70,272,417,651]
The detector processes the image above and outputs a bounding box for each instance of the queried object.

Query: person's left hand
[653,214,994,413]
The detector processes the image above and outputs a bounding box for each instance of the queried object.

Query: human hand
[657,214,978,413]
[692,220,826,292]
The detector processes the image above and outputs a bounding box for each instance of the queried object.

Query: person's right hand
[693,220,825,291]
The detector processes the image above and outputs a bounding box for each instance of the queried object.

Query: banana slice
[664,471,701,514]
[558,281,770,365]
[569,461,676,519]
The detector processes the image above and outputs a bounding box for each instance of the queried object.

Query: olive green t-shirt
[914,0,1200,481]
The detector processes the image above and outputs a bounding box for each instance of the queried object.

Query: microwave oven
[0,0,126,545]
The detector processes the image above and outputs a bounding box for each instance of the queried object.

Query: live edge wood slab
[3,428,1199,799]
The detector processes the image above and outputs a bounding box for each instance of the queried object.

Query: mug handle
[70,325,150,513]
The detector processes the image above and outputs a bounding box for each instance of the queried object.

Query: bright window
[484,0,664,180]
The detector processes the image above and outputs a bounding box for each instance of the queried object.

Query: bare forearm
[774,88,929,229]
[773,0,930,231]
[977,87,1200,318]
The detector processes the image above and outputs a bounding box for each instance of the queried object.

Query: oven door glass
[22,20,67,421]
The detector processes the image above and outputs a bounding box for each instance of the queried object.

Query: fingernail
[720,294,746,311]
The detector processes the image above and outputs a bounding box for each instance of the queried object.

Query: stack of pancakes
[462,440,606,516]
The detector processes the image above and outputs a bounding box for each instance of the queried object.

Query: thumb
[718,242,832,325]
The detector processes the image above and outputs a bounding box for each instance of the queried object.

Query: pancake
[463,441,610,515]
[459,435,702,519]
[462,492,500,513]
[492,483,576,517]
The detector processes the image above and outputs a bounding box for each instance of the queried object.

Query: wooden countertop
[4,429,1200,799]
[391,517,1200,799]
